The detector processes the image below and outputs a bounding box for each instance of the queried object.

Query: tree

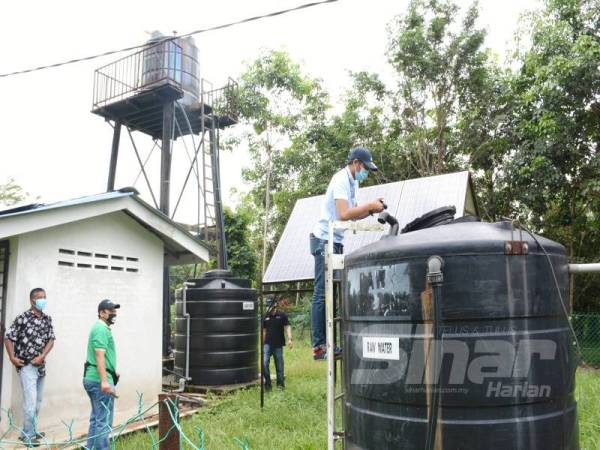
[221,207,258,283]
[505,0,600,309]
[232,50,330,283]
[227,1,600,311]
[297,71,398,194]
[387,0,497,177]
[0,177,27,207]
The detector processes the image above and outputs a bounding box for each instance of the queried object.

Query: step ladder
[200,80,216,244]
[325,220,384,450]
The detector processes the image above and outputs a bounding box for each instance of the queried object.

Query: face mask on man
[355,168,369,182]
[35,298,47,311]
[108,314,117,325]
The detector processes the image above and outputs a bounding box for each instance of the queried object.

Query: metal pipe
[425,255,444,450]
[569,263,600,273]
[127,127,160,209]
[162,268,170,358]
[183,281,194,383]
[377,211,399,236]
[160,102,175,215]
[260,292,264,409]
[107,120,122,191]
[326,221,336,450]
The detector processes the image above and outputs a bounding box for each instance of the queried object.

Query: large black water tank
[342,220,578,450]
[174,270,258,386]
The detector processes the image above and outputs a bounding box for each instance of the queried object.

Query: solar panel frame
[262,171,474,285]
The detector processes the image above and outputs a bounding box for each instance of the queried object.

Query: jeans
[310,234,343,349]
[263,344,284,387]
[19,364,45,440]
[83,380,115,450]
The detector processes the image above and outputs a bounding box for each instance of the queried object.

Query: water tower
[91,31,238,356]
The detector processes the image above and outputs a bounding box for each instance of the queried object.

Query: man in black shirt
[263,297,292,390]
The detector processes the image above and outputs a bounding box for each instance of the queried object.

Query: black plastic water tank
[342,220,578,450]
[174,270,258,386]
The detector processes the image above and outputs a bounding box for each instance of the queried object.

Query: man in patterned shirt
[4,288,55,447]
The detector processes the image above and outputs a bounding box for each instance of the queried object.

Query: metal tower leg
[107,120,122,191]
[161,102,175,358]
[160,102,175,215]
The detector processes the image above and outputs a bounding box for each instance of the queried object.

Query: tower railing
[203,77,240,125]
[92,40,186,109]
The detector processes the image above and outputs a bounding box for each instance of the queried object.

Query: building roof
[263,171,478,284]
[0,188,209,264]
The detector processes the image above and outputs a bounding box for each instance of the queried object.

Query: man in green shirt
[83,299,120,450]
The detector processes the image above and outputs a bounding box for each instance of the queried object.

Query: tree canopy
[222,0,599,309]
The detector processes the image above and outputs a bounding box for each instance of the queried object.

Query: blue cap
[347,146,378,171]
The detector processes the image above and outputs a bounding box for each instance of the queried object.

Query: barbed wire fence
[0,391,249,449]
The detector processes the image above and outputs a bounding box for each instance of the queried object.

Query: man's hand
[30,355,44,366]
[101,380,113,394]
[287,339,293,349]
[369,199,385,214]
[10,356,25,368]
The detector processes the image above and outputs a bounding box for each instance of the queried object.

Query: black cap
[98,299,121,312]
[347,146,378,171]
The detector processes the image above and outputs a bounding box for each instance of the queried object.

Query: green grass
[118,339,600,450]
[575,368,600,450]
[119,339,327,449]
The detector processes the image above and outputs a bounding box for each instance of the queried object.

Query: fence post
[159,393,180,450]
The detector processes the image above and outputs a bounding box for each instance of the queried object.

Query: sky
[0,0,538,226]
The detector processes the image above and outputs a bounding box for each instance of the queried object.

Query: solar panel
[263,171,476,284]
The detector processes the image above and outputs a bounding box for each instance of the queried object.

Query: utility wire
[0,0,339,79]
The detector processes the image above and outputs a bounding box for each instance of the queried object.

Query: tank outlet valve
[426,255,444,284]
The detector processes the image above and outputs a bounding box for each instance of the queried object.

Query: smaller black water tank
[174,270,258,386]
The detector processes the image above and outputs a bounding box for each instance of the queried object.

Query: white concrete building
[0,189,209,440]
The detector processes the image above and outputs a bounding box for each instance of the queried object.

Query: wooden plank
[184,379,259,395]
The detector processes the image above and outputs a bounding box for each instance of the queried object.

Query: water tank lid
[147,30,167,44]
[203,269,233,279]
[401,205,456,234]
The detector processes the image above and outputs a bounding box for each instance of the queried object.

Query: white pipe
[183,281,194,382]
[326,221,335,450]
[569,263,600,274]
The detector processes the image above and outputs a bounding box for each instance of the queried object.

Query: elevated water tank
[342,219,578,450]
[142,31,200,106]
[174,270,258,386]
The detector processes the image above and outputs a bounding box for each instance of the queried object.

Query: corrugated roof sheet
[263,171,476,284]
[0,189,136,219]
